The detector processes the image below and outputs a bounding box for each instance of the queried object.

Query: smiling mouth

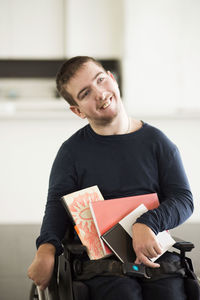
[101,97,112,109]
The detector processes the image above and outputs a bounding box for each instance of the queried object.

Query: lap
[84,276,142,300]
[84,275,186,300]
[140,276,187,300]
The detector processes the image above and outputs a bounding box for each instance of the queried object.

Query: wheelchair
[29,226,200,300]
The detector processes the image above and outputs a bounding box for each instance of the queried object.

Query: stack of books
[61,186,175,262]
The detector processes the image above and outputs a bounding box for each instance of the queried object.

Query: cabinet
[0,0,123,59]
[64,0,123,59]
[0,0,64,58]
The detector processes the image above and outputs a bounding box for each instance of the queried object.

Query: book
[89,193,159,255]
[101,204,176,263]
[61,185,106,260]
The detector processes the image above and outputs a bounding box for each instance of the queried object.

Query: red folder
[89,193,159,255]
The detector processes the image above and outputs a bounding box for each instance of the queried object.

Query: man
[28,56,193,299]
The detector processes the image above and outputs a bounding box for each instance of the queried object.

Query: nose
[95,88,106,101]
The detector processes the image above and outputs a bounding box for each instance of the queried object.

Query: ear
[70,105,86,119]
[107,71,116,82]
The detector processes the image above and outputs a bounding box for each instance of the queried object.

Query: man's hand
[27,243,56,290]
[132,223,162,268]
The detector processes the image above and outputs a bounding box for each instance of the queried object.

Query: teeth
[102,99,111,109]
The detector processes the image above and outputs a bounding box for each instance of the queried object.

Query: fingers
[133,237,163,261]
[28,274,48,291]
[134,257,141,264]
[135,254,160,268]
[134,244,162,261]
[27,266,49,290]
[145,247,158,259]
[154,243,163,256]
[132,223,163,268]
[38,284,47,291]
[27,251,55,292]
[146,244,163,259]
[134,243,162,268]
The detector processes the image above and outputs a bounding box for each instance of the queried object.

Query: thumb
[134,257,141,264]
[38,284,47,291]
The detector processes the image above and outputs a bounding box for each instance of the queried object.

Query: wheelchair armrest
[172,237,195,252]
[47,251,74,300]
[66,241,87,256]
[47,256,60,299]
[61,226,88,257]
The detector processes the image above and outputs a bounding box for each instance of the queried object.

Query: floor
[0,224,40,300]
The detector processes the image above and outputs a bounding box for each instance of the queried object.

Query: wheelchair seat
[29,231,200,300]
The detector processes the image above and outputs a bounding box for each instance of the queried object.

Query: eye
[97,76,105,83]
[81,89,90,99]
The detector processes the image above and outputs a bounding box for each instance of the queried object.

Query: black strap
[72,259,185,281]
[145,261,186,281]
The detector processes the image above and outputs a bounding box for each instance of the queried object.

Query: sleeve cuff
[135,216,159,235]
[36,234,64,256]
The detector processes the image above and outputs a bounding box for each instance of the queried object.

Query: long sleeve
[136,143,193,234]
[36,143,78,255]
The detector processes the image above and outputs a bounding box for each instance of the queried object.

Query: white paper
[118,203,176,261]
[119,204,148,237]
[152,231,176,261]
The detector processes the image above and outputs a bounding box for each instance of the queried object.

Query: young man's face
[66,61,122,126]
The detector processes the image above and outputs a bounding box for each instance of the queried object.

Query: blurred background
[0,0,199,299]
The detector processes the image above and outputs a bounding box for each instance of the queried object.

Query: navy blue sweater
[36,122,193,255]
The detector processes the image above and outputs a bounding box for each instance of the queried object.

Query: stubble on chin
[92,109,120,127]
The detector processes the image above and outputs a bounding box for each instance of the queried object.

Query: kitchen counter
[0,98,200,120]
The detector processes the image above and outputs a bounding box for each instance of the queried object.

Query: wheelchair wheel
[29,283,49,300]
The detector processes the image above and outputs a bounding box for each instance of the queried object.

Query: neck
[90,107,131,136]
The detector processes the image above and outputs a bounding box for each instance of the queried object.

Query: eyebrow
[77,71,104,100]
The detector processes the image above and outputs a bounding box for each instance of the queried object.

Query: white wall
[123,0,200,114]
[0,110,87,223]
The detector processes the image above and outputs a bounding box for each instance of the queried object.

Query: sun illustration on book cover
[72,201,93,232]
[65,188,105,259]
[68,191,101,233]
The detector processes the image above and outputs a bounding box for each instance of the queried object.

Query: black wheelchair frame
[29,232,200,300]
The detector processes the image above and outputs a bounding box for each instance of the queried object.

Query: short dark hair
[56,56,105,106]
